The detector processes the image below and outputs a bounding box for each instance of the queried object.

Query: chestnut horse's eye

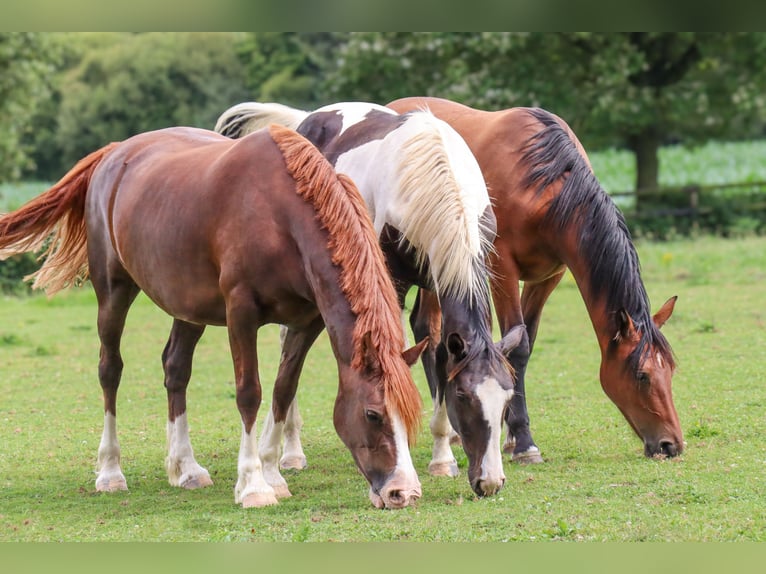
[636,372,650,387]
[365,409,384,425]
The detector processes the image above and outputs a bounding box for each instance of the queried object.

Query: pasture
[1,234,764,541]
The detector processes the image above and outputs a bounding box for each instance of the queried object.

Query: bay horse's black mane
[520,107,675,373]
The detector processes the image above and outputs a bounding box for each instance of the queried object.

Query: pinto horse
[0,124,428,509]
[216,102,522,497]
[388,96,683,461]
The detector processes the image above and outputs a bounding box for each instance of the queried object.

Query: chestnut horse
[0,124,427,509]
[389,97,682,462]
[216,102,521,497]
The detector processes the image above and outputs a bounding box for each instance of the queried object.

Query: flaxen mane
[269,124,422,442]
[395,120,495,308]
[0,142,120,294]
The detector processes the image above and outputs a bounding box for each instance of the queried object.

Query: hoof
[279,455,307,470]
[181,474,214,490]
[428,460,459,477]
[512,447,544,464]
[95,477,128,492]
[272,484,292,499]
[241,492,279,508]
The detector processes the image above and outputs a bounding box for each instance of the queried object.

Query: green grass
[1,235,765,541]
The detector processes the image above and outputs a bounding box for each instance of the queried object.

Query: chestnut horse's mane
[269,124,422,441]
[519,108,675,373]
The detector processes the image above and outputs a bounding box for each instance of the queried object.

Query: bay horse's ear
[361,331,382,375]
[616,308,637,341]
[402,337,429,367]
[446,332,467,360]
[496,324,526,355]
[653,296,677,329]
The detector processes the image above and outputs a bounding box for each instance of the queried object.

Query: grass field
[1,234,764,541]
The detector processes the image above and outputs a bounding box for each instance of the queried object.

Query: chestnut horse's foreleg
[260,318,325,495]
[162,319,211,489]
[410,289,460,477]
[94,280,140,492]
[225,291,275,508]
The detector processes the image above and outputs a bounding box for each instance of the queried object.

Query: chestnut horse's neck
[520,109,675,371]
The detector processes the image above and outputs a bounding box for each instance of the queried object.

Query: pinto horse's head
[599,296,683,458]
[436,323,523,497]
[334,335,428,509]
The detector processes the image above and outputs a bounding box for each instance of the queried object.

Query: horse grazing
[388,96,682,462]
[216,101,521,497]
[0,124,427,509]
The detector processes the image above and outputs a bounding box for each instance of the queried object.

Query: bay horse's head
[334,335,428,509]
[600,296,683,458]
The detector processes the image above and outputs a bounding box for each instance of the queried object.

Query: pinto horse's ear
[401,337,429,367]
[616,308,638,342]
[653,296,677,329]
[496,324,526,355]
[360,331,382,375]
[446,332,467,360]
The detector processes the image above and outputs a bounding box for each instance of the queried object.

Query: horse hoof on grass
[428,460,459,477]
[181,474,214,489]
[241,492,279,508]
[512,447,544,464]
[272,484,292,499]
[96,477,128,492]
[279,455,307,470]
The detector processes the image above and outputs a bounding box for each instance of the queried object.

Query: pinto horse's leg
[224,291,276,508]
[260,318,325,496]
[162,319,211,489]
[410,289,460,477]
[93,279,140,492]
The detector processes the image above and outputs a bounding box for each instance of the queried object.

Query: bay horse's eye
[365,409,384,425]
[636,372,650,387]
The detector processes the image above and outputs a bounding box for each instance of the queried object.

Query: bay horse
[388,96,683,462]
[216,102,522,497]
[0,124,428,509]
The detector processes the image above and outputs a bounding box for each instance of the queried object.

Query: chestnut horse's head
[600,296,683,458]
[334,335,428,509]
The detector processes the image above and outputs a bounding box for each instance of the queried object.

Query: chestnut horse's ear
[401,337,429,367]
[653,295,677,329]
[360,331,382,375]
[616,308,637,341]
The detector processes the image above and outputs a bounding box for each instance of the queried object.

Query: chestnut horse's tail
[0,142,120,295]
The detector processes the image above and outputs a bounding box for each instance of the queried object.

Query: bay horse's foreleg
[94,280,140,492]
[494,269,565,464]
[260,318,325,496]
[410,289,460,477]
[162,319,211,489]
[225,292,276,508]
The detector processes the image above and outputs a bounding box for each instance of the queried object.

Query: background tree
[236,32,345,109]
[328,32,766,200]
[0,33,61,182]
[47,33,250,174]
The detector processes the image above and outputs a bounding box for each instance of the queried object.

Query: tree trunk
[628,127,661,213]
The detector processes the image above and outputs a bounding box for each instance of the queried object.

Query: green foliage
[0,33,61,183]
[49,33,250,174]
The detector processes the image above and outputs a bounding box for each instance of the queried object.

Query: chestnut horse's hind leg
[94,279,140,492]
[162,319,212,489]
[410,289,460,477]
[260,318,325,496]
